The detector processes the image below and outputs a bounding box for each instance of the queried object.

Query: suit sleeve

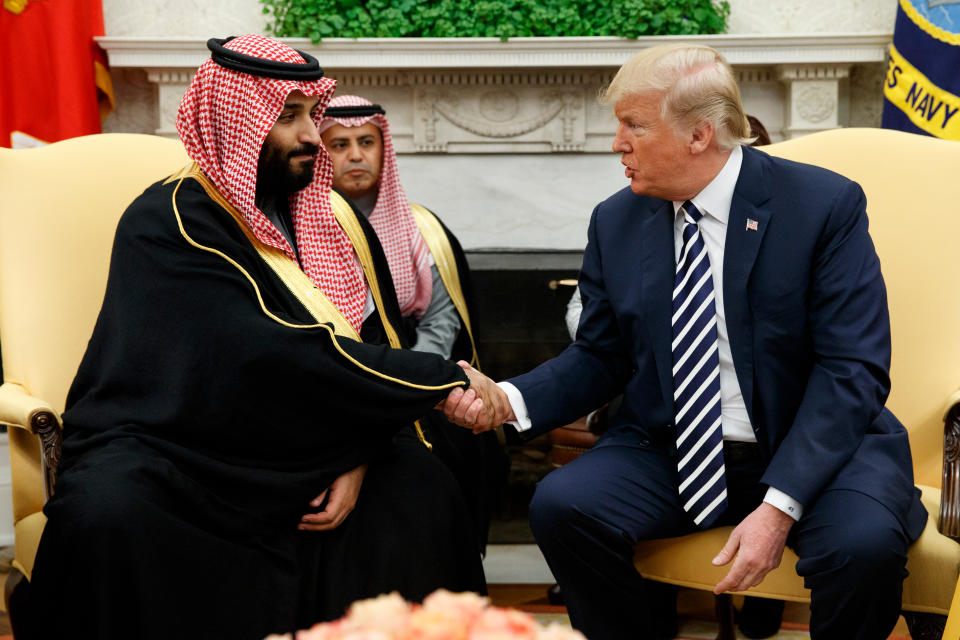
[760,181,893,506]
[508,204,634,437]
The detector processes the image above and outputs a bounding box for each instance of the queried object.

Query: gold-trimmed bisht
[165,163,465,425]
[409,203,480,370]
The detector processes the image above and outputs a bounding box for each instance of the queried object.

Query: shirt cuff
[763,486,803,521]
[497,381,532,432]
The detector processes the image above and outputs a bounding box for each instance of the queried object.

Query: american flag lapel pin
[745,218,759,231]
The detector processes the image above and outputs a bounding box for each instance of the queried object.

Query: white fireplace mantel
[97,33,891,249]
[98,33,890,69]
[98,33,891,148]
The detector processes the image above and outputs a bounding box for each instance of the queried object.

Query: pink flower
[297,620,398,640]
[338,631,395,640]
[421,590,489,626]
[267,589,582,640]
[405,606,469,640]
[467,607,539,640]
[296,620,348,640]
[345,592,412,636]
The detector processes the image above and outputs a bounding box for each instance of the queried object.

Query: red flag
[0,0,114,148]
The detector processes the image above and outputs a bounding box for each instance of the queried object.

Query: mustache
[288,143,320,158]
[341,161,374,174]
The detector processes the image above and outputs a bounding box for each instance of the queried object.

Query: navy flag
[882,0,960,140]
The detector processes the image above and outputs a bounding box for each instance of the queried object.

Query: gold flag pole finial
[3,0,29,15]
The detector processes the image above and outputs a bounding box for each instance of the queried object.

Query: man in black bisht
[320,95,507,554]
[27,34,485,640]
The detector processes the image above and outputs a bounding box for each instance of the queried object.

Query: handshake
[437,361,516,432]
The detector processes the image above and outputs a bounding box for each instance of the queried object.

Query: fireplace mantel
[97,33,890,249]
[98,33,890,147]
[98,33,889,69]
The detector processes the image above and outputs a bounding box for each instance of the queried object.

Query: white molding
[97,33,892,70]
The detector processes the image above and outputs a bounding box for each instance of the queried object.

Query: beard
[256,141,320,198]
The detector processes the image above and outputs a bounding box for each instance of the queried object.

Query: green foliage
[261,0,730,42]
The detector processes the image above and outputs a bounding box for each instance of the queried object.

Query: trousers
[529,432,910,640]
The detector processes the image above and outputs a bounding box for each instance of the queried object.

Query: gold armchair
[0,133,189,627]
[633,128,960,638]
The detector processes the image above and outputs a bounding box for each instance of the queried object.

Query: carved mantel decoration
[414,73,590,153]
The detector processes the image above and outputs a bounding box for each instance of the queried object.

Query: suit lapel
[639,198,677,411]
[722,146,772,424]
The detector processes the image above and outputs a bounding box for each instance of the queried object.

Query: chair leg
[714,593,736,640]
[902,610,946,640]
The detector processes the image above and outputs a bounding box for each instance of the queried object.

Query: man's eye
[278,113,295,122]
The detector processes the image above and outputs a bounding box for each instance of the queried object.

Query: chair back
[0,133,189,537]
[764,128,960,487]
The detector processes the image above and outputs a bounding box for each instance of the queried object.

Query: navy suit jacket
[510,145,926,538]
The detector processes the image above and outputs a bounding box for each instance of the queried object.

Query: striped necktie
[672,201,727,528]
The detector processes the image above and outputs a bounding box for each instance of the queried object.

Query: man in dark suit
[442,42,927,640]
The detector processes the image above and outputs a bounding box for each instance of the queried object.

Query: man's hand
[439,361,514,433]
[712,502,795,594]
[299,464,367,532]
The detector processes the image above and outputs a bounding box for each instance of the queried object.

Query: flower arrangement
[266,589,587,640]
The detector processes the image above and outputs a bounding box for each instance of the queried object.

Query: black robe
[28,173,485,639]
[336,192,509,554]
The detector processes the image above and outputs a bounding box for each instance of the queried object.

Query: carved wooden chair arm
[940,391,960,539]
[0,382,63,500]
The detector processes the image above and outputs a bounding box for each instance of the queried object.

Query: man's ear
[688,122,714,155]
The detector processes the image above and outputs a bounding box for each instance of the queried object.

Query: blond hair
[602,43,753,149]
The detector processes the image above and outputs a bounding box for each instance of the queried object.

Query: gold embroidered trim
[176,163,358,339]
[330,193,435,449]
[410,203,480,369]
[329,192,403,349]
[168,165,466,396]
[899,0,960,47]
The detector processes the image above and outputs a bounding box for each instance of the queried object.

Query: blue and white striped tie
[672,201,727,528]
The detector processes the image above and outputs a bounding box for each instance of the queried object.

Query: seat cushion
[634,485,959,614]
[13,511,46,582]
[904,487,960,614]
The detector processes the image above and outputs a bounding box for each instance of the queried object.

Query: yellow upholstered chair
[945,574,960,638]
[633,128,960,638]
[0,133,189,627]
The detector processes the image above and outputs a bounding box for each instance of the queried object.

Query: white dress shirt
[500,145,803,521]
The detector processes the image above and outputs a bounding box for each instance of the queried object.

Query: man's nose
[301,121,322,146]
[612,129,630,154]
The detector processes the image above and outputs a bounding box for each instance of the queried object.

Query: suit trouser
[528,436,910,640]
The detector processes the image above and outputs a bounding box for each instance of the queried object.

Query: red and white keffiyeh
[320,95,433,319]
[176,35,367,331]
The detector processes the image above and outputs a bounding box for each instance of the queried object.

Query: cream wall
[725,0,895,33]
[102,0,267,36]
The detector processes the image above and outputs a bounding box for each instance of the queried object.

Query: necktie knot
[682,200,703,224]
